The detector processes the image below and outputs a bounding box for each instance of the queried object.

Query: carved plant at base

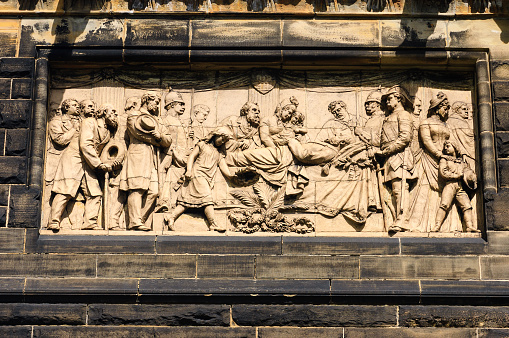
[228,180,315,234]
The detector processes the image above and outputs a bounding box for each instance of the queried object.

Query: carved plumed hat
[164,91,185,108]
[365,89,383,104]
[428,91,450,111]
[279,96,299,109]
[381,85,414,112]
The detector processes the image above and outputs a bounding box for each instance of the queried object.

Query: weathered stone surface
[0,326,32,338]
[37,235,156,254]
[360,256,480,279]
[481,256,509,279]
[0,278,24,295]
[232,305,396,327]
[197,255,254,278]
[331,280,420,296]
[139,278,330,296]
[282,237,398,255]
[485,189,509,230]
[421,280,509,297]
[25,278,138,296]
[88,304,229,326]
[24,228,39,253]
[5,129,28,156]
[0,157,27,184]
[282,49,380,66]
[97,254,195,278]
[0,58,33,78]
[157,236,281,255]
[8,185,40,227]
[0,100,32,128]
[191,20,281,48]
[399,238,486,255]
[259,327,343,338]
[0,26,17,57]
[283,20,379,48]
[493,81,509,101]
[492,61,509,81]
[487,231,509,254]
[0,206,6,226]
[0,78,10,99]
[496,132,509,158]
[498,159,509,187]
[400,305,509,328]
[0,303,86,325]
[381,19,447,48]
[11,79,32,99]
[257,255,359,279]
[0,228,25,253]
[0,254,95,277]
[125,19,189,47]
[345,327,476,338]
[479,329,509,338]
[0,185,10,206]
[33,326,255,338]
[448,19,509,49]
[190,49,282,64]
[380,50,448,67]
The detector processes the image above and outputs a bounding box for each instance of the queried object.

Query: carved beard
[105,115,118,129]
[246,115,260,128]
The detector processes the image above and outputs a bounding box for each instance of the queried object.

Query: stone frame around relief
[29,46,494,247]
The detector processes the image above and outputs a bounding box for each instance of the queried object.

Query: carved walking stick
[103,171,109,231]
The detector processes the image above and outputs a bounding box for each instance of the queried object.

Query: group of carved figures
[44,84,479,234]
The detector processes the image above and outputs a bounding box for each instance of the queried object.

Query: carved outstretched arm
[218,157,233,179]
[260,124,276,148]
[185,145,200,180]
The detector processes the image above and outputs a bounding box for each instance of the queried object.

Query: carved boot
[164,213,175,231]
[47,221,60,232]
[209,220,226,232]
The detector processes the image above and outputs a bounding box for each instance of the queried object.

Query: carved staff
[103,171,109,230]
[376,161,390,232]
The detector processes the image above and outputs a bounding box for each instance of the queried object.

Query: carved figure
[316,100,355,148]
[377,85,416,233]
[433,141,479,233]
[119,91,172,231]
[48,100,115,231]
[260,96,299,148]
[220,101,262,153]
[188,104,211,148]
[165,127,234,232]
[448,101,476,169]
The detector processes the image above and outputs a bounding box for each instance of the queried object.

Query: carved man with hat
[120,91,172,231]
[377,85,417,233]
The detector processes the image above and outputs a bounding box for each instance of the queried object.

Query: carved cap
[381,85,413,111]
[365,90,383,104]
[428,91,449,111]
[164,91,185,108]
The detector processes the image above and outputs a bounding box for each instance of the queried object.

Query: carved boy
[377,85,416,233]
[433,141,479,233]
[49,100,114,231]
[120,91,172,231]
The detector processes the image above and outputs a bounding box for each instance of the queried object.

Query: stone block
[0,58,34,78]
[282,49,380,67]
[11,79,32,99]
[485,189,509,230]
[0,157,26,184]
[0,254,95,277]
[88,304,230,326]
[5,129,28,156]
[124,49,189,64]
[381,19,447,48]
[139,278,330,296]
[494,81,509,101]
[0,327,31,338]
[0,185,9,206]
[282,20,379,48]
[190,49,282,65]
[257,255,359,279]
[0,130,4,155]
[448,19,509,49]
[259,327,343,338]
[421,280,509,297]
[8,185,40,227]
[24,228,39,253]
[33,326,255,337]
[0,100,32,128]
[331,280,420,296]
[0,206,6,226]
[191,20,281,48]
[0,78,10,99]
[481,256,509,279]
[487,231,509,254]
[492,61,509,81]
[496,132,509,158]
[344,327,477,338]
[0,228,25,253]
[0,278,24,295]
[125,19,189,47]
[499,159,509,187]
[197,255,254,278]
[96,254,195,278]
[232,304,396,327]
[0,303,86,325]
[399,238,486,255]
[380,50,448,67]
[282,237,399,255]
[479,329,509,338]
[360,256,480,279]
[0,33,17,58]
[37,235,156,254]
[25,278,139,296]
[400,305,509,328]
[45,48,123,63]
[156,236,281,254]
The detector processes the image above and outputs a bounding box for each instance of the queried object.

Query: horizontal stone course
[258,327,343,338]
[399,238,486,255]
[156,236,281,255]
[282,237,399,255]
[0,254,96,277]
[344,327,477,338]
[0,326,32,338]
[331,280,419,296]
[197,255,255,278]
[0,228,25,253]
[24,278,138,296]
[0,303,86,325]
[0,58,33,78]
[481,256,509,279]
[125,19,189,47]
[421,280,509,297]
[37,235,156,254]
[256,255,359,279]
[232,304,397,327]
[88,304,230,326]
[400,305,509,328]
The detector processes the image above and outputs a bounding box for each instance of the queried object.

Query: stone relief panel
[42,68,481,236]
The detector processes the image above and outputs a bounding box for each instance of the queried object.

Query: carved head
[100,103,118,128]
[125,96,141,112]
[365,90,383,116]
[142,91,161,116]
[164,91,185,115]
[192,104,210,124]
[206,126,232,147]
[290,110,305,127]
[428,92,450,120]
[443,140,459,157]
[80,99,96,118]
[275,97,298,123]
[61,98,79,116]
[381,86,413,113]
[240,102,260,127]
[328,100,349,121]
[451,101,469,120]
[412,97,422,117]
[49,102,62,120]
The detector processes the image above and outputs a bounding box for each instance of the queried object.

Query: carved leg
[48,193,72,231]
[127,189,150,231]
[164,204,186,230]
[109,185,125,230]
[205,205,225,232]
[82,194,102,230]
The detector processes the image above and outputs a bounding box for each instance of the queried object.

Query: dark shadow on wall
[14,0,110,10]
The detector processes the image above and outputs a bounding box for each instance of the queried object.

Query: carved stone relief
[42,68,481,235]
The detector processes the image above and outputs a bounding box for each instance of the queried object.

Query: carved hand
[239,139,250,150]
[98,163,112,172]
[185,173,193,181]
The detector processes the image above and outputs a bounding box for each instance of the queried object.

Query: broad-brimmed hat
[381,85,414,112]
[463,167,477,191]
[131,113,162,146]
[429,91,449,111]
[100,139,126,166]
